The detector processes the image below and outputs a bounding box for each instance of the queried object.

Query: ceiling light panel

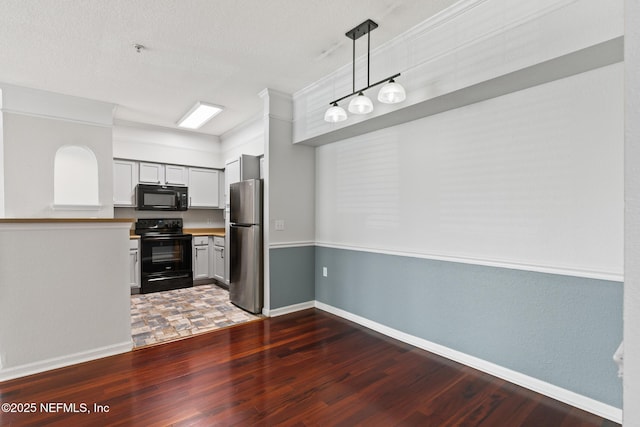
[177,102,224,129]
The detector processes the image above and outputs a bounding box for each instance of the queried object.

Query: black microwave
[136,184,188,211]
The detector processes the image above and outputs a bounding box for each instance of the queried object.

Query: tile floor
[131,284,261,348]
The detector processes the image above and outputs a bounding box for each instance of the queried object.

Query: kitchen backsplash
[114,207,224,229]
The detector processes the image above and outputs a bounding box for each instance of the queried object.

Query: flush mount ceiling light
[324,19,406,123]
[177,102,224,129]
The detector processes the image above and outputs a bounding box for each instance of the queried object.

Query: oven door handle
[142,235,192,242]
[147,274,192,282]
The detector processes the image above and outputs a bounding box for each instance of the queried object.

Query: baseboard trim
[314,301,623,424]
[269,301,316,317]
[0,341,133,383]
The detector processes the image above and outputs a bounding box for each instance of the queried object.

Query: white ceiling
[0,0,457,136]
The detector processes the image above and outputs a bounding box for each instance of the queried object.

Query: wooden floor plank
[0,309,618,426]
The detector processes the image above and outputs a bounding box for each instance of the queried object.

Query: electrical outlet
[275,220,285,231]
[322,267,328,277]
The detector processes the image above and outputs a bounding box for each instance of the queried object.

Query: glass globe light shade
[324,103,347,123]
[377,79,406,104]
[348,92,374,114]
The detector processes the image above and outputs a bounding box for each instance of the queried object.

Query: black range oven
[135,218,193,294]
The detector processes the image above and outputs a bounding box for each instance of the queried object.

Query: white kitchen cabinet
[260,156,264,179]
[225,158,240,205]
[211,236,225,282]
[139,162,164,184]
[113,160,138,206]
[188,168,220,208]
[129,239,140,293]
[165,164,188,186]
[193,236,210,280]
[139,162,188,186]
[224,154,260,206]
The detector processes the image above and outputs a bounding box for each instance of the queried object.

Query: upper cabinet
[113,160,138,207]
[114,159,223,209]
[139,162,187,186]
[165,165,188,186]
[188,168,221,208]
[224,155,260,205]
[138,162,162,184]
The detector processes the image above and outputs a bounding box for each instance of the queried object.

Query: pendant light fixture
[348,92,374,114]
[324,19,406,123]
[324,102,348,122]
[378,78,406,104]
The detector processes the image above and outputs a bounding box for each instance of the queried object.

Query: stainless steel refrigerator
[229,179,263,314]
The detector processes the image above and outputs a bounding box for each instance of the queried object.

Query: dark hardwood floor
[0,309,618,426]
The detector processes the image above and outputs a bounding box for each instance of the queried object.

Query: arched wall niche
[53,145,99,207]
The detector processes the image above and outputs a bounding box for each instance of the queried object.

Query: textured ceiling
[0,0,457,136]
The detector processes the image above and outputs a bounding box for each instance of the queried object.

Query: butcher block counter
[129,227,224,239]
[184,227,225,237]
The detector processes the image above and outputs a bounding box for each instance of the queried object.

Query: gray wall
[315,246,623,408]
[269,246,315,309]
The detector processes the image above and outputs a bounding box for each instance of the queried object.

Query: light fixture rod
[367,26,371,87]
[352,37,356,93]
[328,72,401,106]
[345,19,378,102]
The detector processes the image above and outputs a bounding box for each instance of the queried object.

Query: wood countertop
[184,228,225,237]
[129,227,225,239]
[0,218,135,223]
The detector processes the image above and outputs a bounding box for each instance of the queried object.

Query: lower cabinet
[212,236,225,282]
[193,236,210,280]
[129,239,140,293]
[193,235,225,284]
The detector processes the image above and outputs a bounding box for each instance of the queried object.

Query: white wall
[0,221,132,380]
[316,63,623,280]
[113,207,224,229]
[0,83,115,218]
[263,90,315,246]
[3,113,113,218]
[0,83,114,126]
[113,121,223,169]
[624,0,640,424]
[221,114,264,162]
